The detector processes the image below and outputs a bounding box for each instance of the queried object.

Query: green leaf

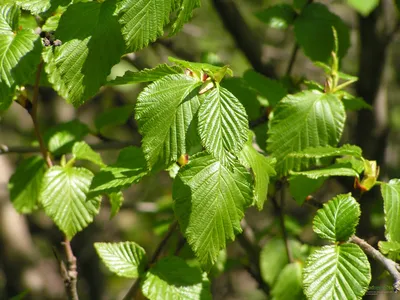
[294,3,350,62]
[89,147,148,196]
[44,120,89,156]
[43,0,125,106]
[39,166,101,239]
[117,0,173,51]
[239,131,276,210]
[173,152,253,269]
[94,105,135,132]
[288,144,362,159]
[271,262,305,300]
[142,256,211,300]
[16,0,69,15]
[303,244,371,299]
[313,193,360,242]
[107,64,181,85]
[171,0,201,35]
[347,0,379,16]
[290,163,360,179]
[267,90,346,175]
[0,4,42,110]
[198,85,248,166]
[109,191,124,218]
[243,70,287,107]
[341,95,372,111]
[8,156,46,213]
[72,141,105,167]
[94,242,147,278]
[288,175,326,205]
[135,74,202,168]
[378,241,400,260]
[381,179,400,242]
[168,57,233,79]
[293,0,308,10]
[336,156,365,174]
[256,4,296,29]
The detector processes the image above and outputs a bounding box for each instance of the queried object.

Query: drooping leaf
[381,180,400,242]
[267,90,346,175]
[44,120,89,156]
[43,0,125,106]
[168,57,233,79]
[347,0,379,16]
[239,131,276,210]
[255,4,296,29]
[271,262,305,300]
[94,242,147,278]
[313,193,360,242]
[89,147,148,196]
[173,152,253,269]
[39,166,101,239]
[135,74,202,168]
[8,156,46,213]
[108,191,124,218]
[303,244,371,300]
[94,105,135,132]
[170,0,201,35]
[289,175,326,205]
[116,0,173,52]
[336,156,365,174]
[294,3,350,62]
[72,141,105,167]
[290,163,360,179]
[107,64,181,85]
[288,145,362,159]
[198,85,248,166]
[141,256,212,300]
[0,4,42,110]
[341,94,372,111]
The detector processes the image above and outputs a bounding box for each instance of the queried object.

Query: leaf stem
[29,60,79,300]
[122,220,179,300]
[350,235,400,292]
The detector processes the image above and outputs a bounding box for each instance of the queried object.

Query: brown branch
[122,220,179,300]
[350,236,400,292]
[29,60,79,300]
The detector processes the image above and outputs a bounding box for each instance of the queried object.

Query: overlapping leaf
[43,0,125,106]
[39,166,101,239]
[72,141,105,167]
[170,0,201,35]
[16,0,69,15]
[288,144,362,159]
[381,179,400,242]
[271,262,305,300]
[135,74,202,168]
[198,86,248,166]
[256,4,296,29]
[267,90,346,175]
[303,244,371,299]
[173,152,253,269]
[94,242,147,278]
[290,163,360,179]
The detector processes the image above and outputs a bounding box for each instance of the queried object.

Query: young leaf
[72,141,105,167]
[347,0,379,16]
[267,90,346,175]
[290,163,360,179]
[294,3,350,62]
[135,74,202,168]
[170,0,201,35]
[44,120,89,156]
[198,85,248,166]
[141,256,212,300]
[8,156,46,213]
[289,175,326,205]
[380,180,400,242]
[255,4,297,29]
[0,4,42,110]
[43,0,125,106]
[117,0,173,51]
[271,262,305,300]
[313,193,360,242]
[288,144,362,159]
[94,242,147,278]
[107,64,181,85]
[89,147,148,196]
[239,132,276,210]
[173,152,253,269]
[39,166,101,239]
[108,191,124,218]
[303,244,371,299]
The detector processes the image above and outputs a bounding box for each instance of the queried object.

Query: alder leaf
[170,0,201,35]
[173,152,253,269]
[72,141,105,167]
[380,179,400,242]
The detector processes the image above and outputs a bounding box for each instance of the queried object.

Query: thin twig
[350,235,400,292]
[285,44,299,77]
[29,60,79,300]
[122,220,179,300]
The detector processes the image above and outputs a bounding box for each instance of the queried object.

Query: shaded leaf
[94,105,135,132]
[271,262,305,300]
[289,175,325,205]
[109,191,124,218]
[171,0,201,35]
[256,4,296,29]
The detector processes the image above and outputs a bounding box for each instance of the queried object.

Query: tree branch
[350,235,400,292]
